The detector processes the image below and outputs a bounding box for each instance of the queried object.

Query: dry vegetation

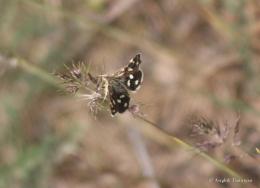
[0,0,259,188]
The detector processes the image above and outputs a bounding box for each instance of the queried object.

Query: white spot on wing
[129,74,134,79]
[124,103,128,107]
[112,100,116,105]
[120,95,125,98]
[127,80,131,87]
[117,99,121,103]
[135,80,139,85]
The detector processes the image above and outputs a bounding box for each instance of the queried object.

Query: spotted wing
[113,54,143,91]
[124,54,143,91]
[109,79,130,115]
[123,69,143,91]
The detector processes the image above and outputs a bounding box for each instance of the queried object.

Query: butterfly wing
[109,79,130,115]
[108,54,143,115]
[114,54,143,91]
[124,69,143,91]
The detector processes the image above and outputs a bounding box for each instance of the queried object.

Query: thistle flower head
[191,116,242,152]
[56,62,110,115]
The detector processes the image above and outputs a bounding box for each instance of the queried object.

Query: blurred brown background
[0,0,259,188]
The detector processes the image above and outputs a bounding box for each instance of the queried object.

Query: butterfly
[90,54,143,116]
[108,54,143,115]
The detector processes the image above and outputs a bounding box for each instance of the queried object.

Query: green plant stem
[18,58,60,89]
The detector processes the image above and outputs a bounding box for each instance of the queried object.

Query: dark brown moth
[89,54,143,116]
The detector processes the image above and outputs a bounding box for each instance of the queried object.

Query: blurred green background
[0,0,259,188]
